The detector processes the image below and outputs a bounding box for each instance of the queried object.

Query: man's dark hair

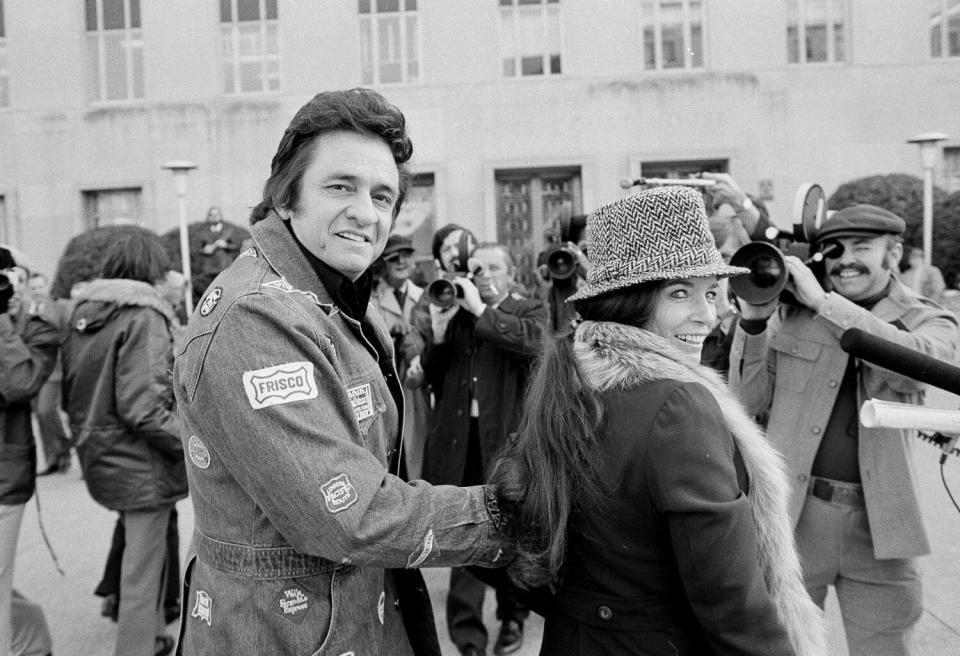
[250,88,414,225]
[99,231,172,284]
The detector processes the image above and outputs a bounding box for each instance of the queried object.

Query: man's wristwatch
[738,196,755,213]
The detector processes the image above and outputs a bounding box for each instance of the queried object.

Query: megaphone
[729,183,831,304]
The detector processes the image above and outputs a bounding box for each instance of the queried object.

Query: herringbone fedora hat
[568,186,748,302]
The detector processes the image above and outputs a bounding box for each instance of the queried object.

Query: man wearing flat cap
[729,203,959,654]
[371,233,429,479]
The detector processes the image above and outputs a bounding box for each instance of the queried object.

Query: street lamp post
[161,160,198,315]
[906,132,948,268]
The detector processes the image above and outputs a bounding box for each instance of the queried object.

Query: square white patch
[242,362,318,409]
[347,383,375,423]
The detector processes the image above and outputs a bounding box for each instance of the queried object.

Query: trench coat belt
[193,529,338,579]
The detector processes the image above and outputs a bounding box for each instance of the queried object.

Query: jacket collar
[250,210,336,309]
[72,279,175,324]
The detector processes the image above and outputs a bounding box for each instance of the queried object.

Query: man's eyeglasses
[384,252,412,263]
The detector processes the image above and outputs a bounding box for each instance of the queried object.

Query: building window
[85,0,144,102]
[499,0,562,78]
[641,1,705,70]
[944,146,960,193]
[495,167,581,289]
[930,0,960,57]
[359,0,421,85]
[82,188,143,228]
[219,0,279,94]
[786,0,847,64]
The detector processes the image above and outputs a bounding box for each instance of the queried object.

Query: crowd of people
[1,86,957,656]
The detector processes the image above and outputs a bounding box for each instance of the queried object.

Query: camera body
[729,183,830,305]
[428,229,476,308]
[0,273,13,310]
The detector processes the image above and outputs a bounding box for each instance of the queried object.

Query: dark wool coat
[420,294,546,485]
[0,303,59,505]
[61,279,187,511]
[539,321,824,656]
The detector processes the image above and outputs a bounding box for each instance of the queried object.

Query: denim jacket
[173,211,505,655]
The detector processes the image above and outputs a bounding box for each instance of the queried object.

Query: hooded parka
[61,279,187,511]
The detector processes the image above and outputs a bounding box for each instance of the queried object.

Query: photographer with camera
[536,215,589,334]
[728,204,959,654]
[418,225,546,656]
[0,246,59,655]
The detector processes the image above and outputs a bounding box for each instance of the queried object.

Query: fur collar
[574,320,825,656]
[72,278,176,324]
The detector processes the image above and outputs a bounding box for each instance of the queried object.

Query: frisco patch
[199,287,222,316]
[347,383,375,423]
[187,435,211,469]
[321,474,359,514]
[192,590,212,626]
[242,362,318,409]
[238,247,257,259]
[274,584,313,624]
[263,279,295,293]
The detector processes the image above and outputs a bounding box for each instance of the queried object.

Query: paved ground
[14,387,960,654]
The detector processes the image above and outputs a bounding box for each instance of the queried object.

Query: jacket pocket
[770,333,822,393]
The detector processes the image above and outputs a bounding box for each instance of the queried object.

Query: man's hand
[700,172,749,210]
[454,277,486,317]
[737,297,778,321]
[405,354,424,387]
[783,255,828,312]
[429,302,459,342]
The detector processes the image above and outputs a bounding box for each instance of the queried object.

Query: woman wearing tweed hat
[491,186,825,655]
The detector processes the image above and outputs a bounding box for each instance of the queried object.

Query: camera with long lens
[729,183,834,304]
[427,230,475,309]
[543,205,581,280]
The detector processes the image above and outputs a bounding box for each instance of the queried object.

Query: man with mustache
[728,204,958,655]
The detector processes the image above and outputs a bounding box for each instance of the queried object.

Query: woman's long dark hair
[492,280,663,589]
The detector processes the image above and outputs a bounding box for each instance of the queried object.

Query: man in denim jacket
[173,89,508,656]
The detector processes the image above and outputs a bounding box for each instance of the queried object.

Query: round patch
[377,591,385,625]
[188,435,211,469]
[199,287,222,317]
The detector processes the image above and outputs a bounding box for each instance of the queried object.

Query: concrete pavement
[15,390,960,654]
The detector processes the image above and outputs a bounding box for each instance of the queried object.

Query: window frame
[219,0,280,95]
[929,0,960,58]
[85,0,145,103]
[786,0,849,65]
[640,0,707,72]
[359,0,422,86]
[498,0,563,79]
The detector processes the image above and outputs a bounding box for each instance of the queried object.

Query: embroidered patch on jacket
[238,247,257,259]
[378,591,385,625]
[187,435,211,469]
[263,278,322,305]
[321,473,359,514]
[405,528,435,569]
[347,383,375,423]
[199,287,222,317]
[274,584,313,624]
[242,362,318,409]
[191,590,212,626]
[263,279,295,293]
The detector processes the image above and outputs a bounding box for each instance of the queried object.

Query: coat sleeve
[646,383,794,656]
[178,292,505,569]
[728,311,781,417]
[472,297,547,358]
[114,308,181,458]
[814,291,958,395]
[0,312,59,407]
